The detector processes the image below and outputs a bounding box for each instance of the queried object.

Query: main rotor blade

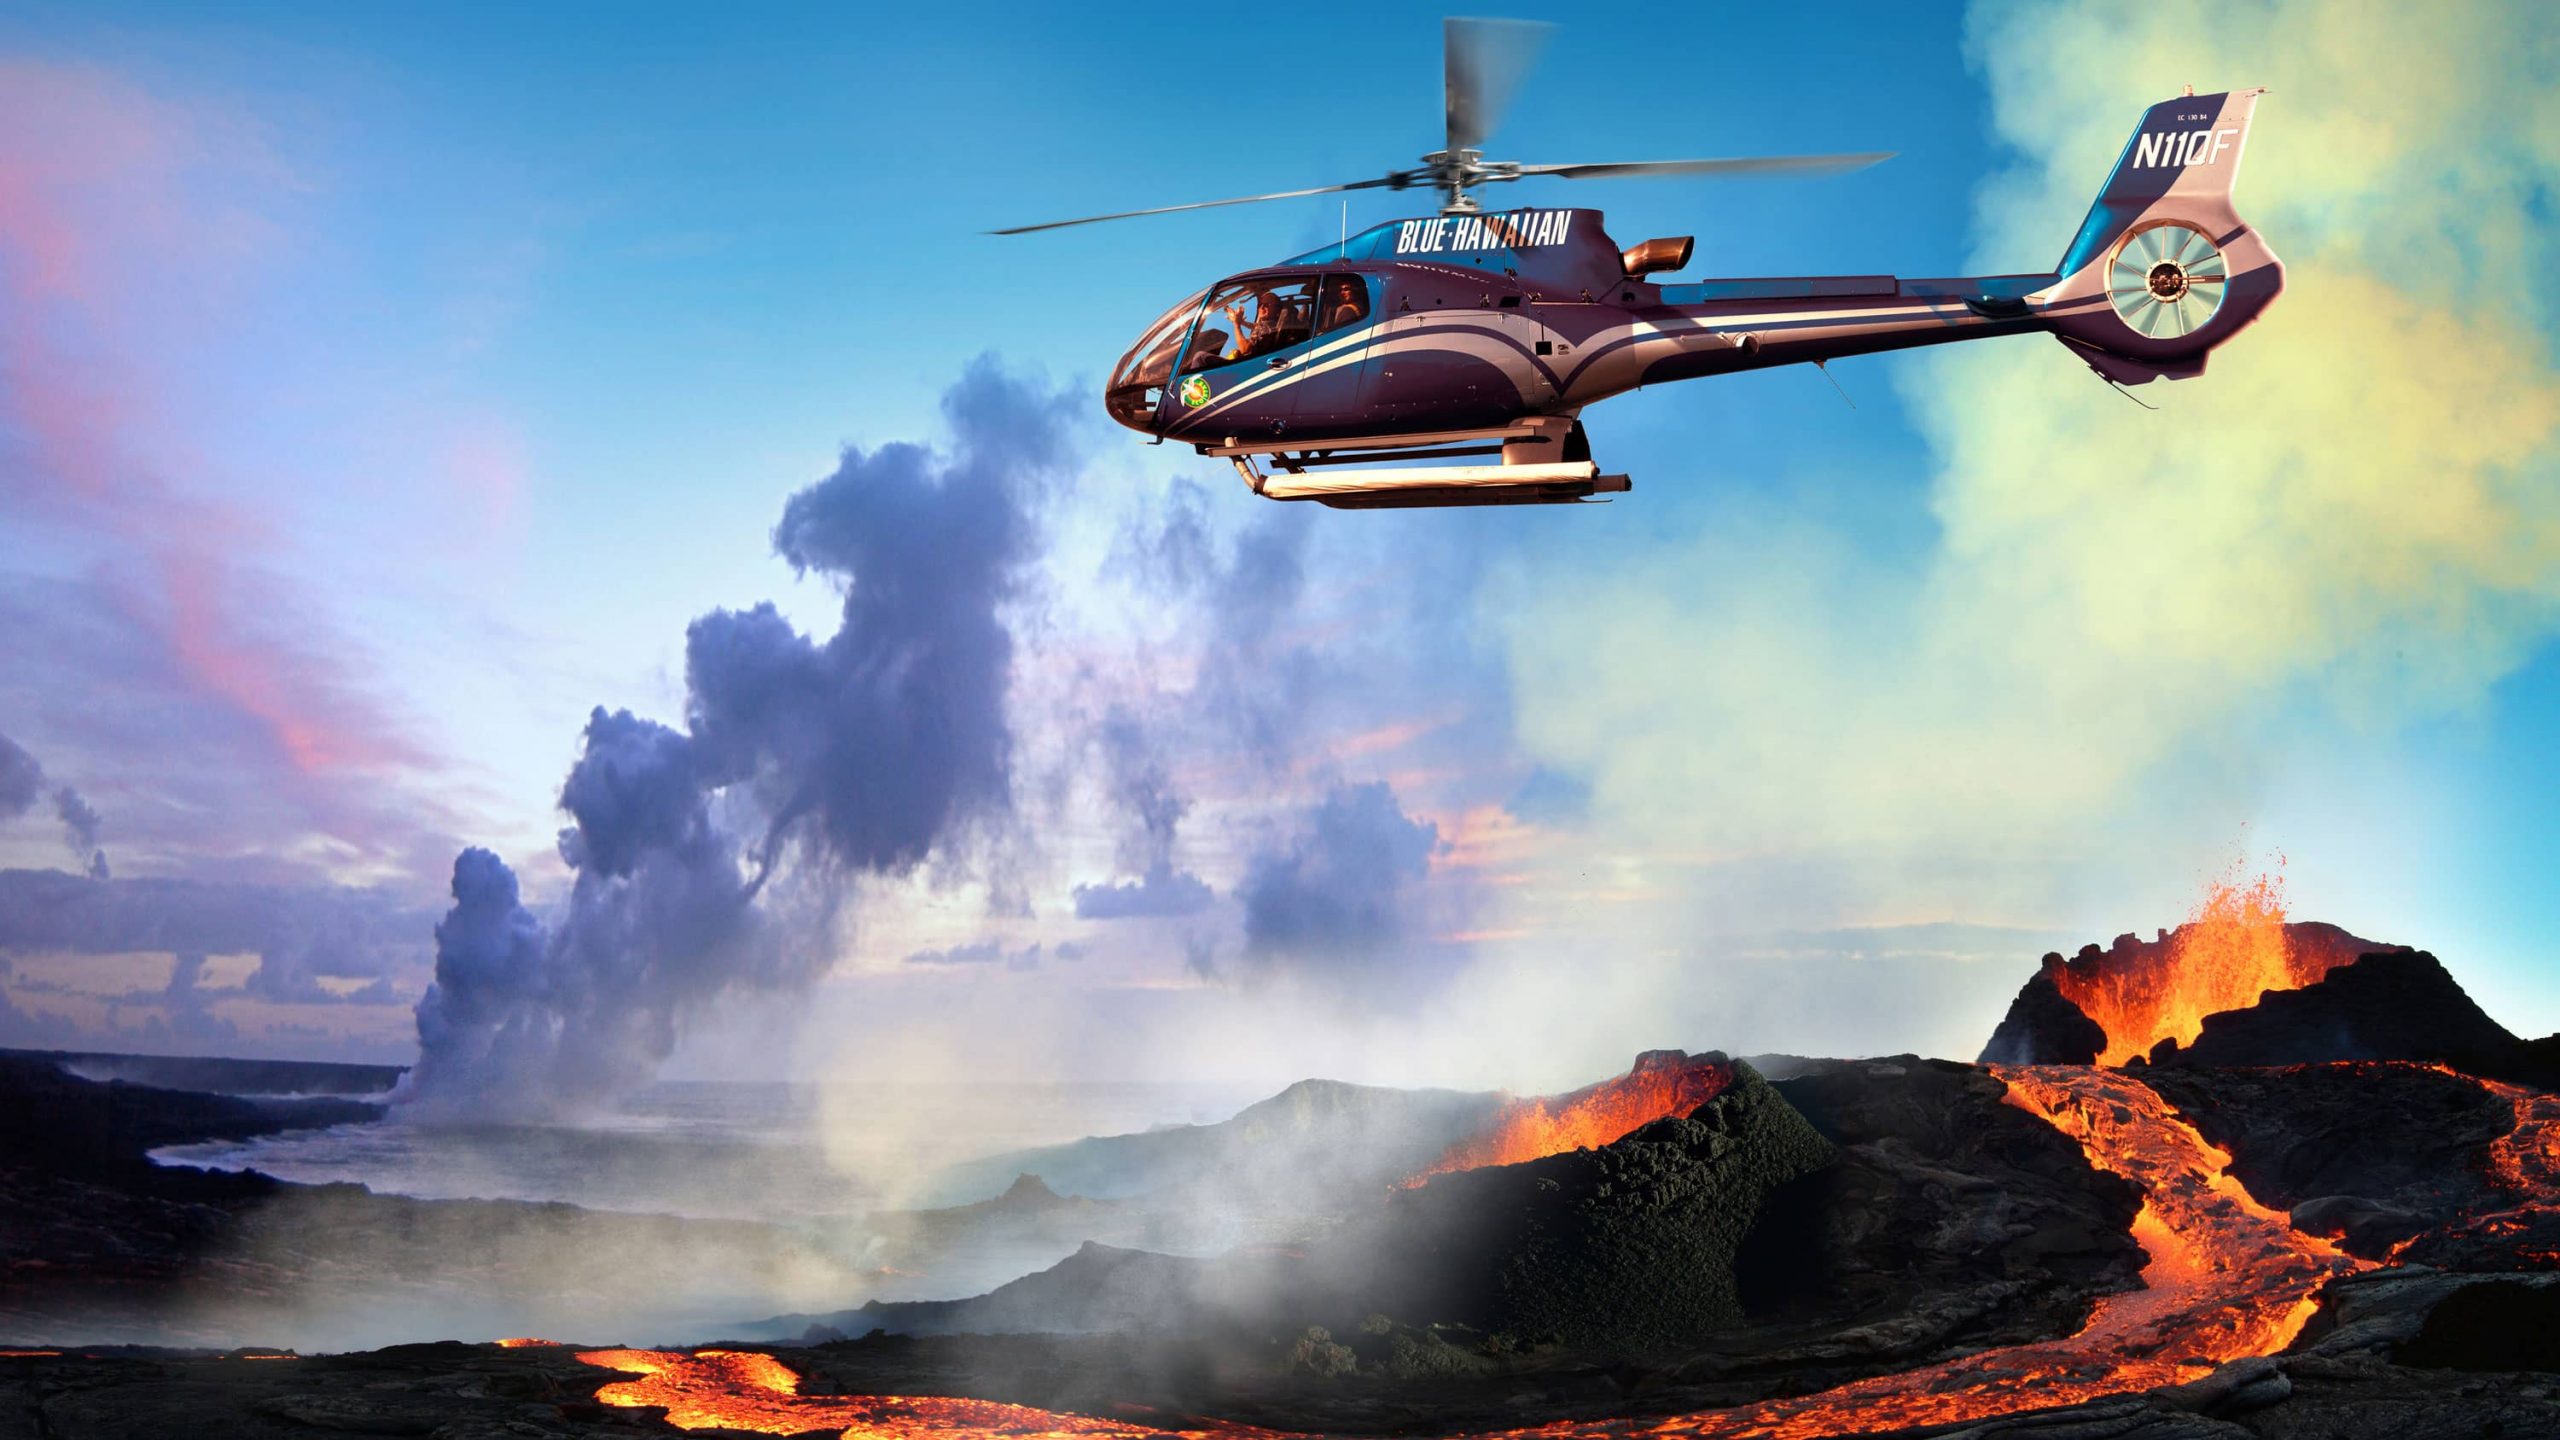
[1445,17,1552,154]
[989,176,1409,235]
[1510,152,1895,182]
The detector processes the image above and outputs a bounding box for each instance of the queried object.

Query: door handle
[1267,356,1290,370]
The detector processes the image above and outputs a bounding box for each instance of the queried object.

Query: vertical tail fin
[2044,89,2282,383]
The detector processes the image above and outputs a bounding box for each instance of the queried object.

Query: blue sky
[1,1,2553,1085]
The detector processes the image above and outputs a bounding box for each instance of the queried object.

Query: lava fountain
[579,1064,2359,1440]
[2048,866,2368,1066]
[1403,1050,1734,1185]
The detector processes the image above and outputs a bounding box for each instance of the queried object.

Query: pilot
[1224,285,1276,359]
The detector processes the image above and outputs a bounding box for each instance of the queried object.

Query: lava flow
[579,1063,2357,1440]
[2477,1073,2560,1197]
[1628,1065,2362,1437]
[578,1348,1288,1440]
[2392,1065,2560,1262]
[2050,867,2361,1066]
[1403,1051,1733,1185]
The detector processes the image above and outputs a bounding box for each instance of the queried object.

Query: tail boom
[1554,88,2280,401]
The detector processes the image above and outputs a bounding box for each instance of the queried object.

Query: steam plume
[1238,780,1443,993]
[399,360,1070,1116]
[1071,707,1212,919]
[0,729,109,878]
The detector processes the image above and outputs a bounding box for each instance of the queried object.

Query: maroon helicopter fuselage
[1107,84,2285,458]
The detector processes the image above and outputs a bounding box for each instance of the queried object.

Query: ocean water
[153,1079,1268,1224]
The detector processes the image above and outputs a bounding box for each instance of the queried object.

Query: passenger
[1323,277,1366,331]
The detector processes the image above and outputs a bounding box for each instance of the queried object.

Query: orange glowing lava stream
[579,1065,2358,1440]
[576,1348,1295,1440]
[1404,1057,1734,1186]
[495,1337,560,1349]
[2477,1075,2560,1199]
[2049,869,2340,1067]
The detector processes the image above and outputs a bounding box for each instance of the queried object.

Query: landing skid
[1206,417,1631,509]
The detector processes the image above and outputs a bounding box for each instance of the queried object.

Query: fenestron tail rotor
[2107,220,2229,339]
[992,15,1890,235]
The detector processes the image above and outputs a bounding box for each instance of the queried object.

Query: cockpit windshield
[1110,289,1208,395]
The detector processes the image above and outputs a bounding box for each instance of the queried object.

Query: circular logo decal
[1179,375,1212,409]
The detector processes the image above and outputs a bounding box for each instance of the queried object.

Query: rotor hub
[2146,261,2190,302]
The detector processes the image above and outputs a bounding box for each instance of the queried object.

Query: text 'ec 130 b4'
[998,19,2280,510]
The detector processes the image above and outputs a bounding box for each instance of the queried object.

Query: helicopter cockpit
[1104,274,1375,433]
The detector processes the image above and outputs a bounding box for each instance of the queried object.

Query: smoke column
[398,360,1070,1117]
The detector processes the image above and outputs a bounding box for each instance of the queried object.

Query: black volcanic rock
[11,1049,403,1098]
[1348,1055,1834,1351]
[2394,1279,2560,1372]
[2149,949,2525,1073]
[1735,1057,2146,1364]
[0,1054,380,1184]
[1976,961,2107,1065]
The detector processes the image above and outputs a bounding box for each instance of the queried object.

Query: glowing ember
[2049,867,2363,1066]
[578,1064,2361,1440]
[0,1350,61,1359]
[1405,1052,1734,1185]
[495,1337,559,1348]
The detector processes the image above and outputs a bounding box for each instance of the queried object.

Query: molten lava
[579,1348,1288,1439]
[577,1064,2364,1440]
[494,1337,558,1349]
[2050,868,2362,1066]
[2477,1074,2560,1198]
[1405,1052,1733,1185]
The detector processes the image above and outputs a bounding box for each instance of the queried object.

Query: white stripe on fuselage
[1173,297,1983,427]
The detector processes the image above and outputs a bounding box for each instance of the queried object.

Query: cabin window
[1184,276,1320,371]
[1317,274,1370,333]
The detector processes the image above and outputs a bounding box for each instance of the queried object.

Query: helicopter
[999,20,2281,509]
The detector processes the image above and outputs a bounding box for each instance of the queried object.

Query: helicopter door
[1278,273,1379,435]
[1169,275,1327,436]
